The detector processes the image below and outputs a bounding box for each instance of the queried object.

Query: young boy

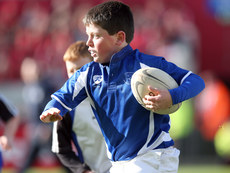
[51,41,111,173]
[40,1,205,172]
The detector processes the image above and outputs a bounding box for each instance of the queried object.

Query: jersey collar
[110,44,133,64]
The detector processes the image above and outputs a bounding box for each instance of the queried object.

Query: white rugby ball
[131,67,182,114]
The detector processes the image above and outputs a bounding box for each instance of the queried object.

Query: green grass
[178,164,230,173]
[2,164,230,173]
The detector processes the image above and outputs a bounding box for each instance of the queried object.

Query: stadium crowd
[0,0,200,83]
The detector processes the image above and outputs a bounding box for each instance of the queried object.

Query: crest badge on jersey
[93,75,103,85]
[124,72,134,85]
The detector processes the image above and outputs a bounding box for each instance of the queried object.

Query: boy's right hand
[40,108,63,123]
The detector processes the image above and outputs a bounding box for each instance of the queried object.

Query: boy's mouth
[89,50,97,57]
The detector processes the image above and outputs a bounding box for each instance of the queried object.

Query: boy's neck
[115,42,128,54]
[120,42,128,49]
[100,43,130,66]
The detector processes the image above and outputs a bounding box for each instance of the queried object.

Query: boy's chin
[93,57,99,62]
[93,57,103,64]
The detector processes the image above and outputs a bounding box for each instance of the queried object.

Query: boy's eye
[94,34,100,38]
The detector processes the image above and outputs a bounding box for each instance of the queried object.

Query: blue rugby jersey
[44,45,205,161]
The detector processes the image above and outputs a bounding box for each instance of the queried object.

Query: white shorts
[109,147,180,173]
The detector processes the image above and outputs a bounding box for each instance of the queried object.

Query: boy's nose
[86,38,93,47]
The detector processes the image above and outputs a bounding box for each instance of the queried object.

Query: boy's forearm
[57,152,91,173]
[4,115,20,139]
[169,73,205,104]
[43,99,68,116]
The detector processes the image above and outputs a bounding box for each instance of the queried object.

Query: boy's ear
[116,31,126,46]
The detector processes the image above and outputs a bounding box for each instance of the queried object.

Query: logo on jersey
[93,75,103,85]
[124,72,133,85]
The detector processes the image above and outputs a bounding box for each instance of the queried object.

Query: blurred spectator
[195,71,230,141]
[0,0,201,81]
[131,0,164,53]
[130,0,201,73]
[155,2,200,72]
[18,57,58,173]
[0,93,20,172]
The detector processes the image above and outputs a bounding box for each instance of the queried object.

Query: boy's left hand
[142,86,173,112]
[40,108,63,123]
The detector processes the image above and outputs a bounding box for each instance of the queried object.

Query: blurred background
[0,0,230,172]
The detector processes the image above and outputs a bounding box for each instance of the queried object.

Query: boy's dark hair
[83,1,134,43]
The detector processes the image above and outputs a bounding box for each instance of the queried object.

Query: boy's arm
[40,98,71,123]
[52,111,93,173]
[0,115,20,150]
[40,66,90,123]
[143,73,205,112]
[169,73,205,104]
[52,113,90,172]
[56,152,92,173]
[0,95,20,150]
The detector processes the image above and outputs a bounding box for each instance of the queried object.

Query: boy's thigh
[110,147,180,173]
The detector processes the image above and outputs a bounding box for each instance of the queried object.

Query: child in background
[52,41,111,173]
[40,1,205,172]
[0,94,20,171]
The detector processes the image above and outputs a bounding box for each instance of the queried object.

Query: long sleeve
[169,72,205,105]
[52,112,92,173]
[56,152,91,173]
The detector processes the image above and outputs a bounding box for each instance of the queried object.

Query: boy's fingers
[148,86,159,96]
[40,114,62,123]
[50,114,63,122]
[47,108,60,115]
[40,115,49,123]
[142,97,153,104]
[40,108,62,123]
[51,108,61,114]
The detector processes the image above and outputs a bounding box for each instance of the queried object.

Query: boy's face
[86,23,119,64]
[65,57,91,78]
